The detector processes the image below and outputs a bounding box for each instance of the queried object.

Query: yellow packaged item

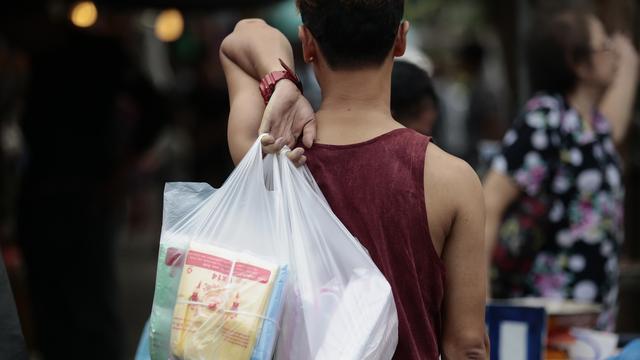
[170,241,278,360]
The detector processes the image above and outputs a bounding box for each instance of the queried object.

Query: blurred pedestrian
[484,6,638,330]
[391,59,439,135]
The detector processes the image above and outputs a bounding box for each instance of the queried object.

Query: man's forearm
[220,18,315,163]
[220,19,296,80]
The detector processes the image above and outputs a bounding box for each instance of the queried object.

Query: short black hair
[527,7,593,95]
[391,60,438,122]
[297,0,404,70]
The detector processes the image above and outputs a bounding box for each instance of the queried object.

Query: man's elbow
[233,18,267,32]
[220,18,270,57]
[443,335,488,360]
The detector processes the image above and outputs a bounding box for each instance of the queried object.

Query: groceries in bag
[147,137,398,359]
[171,242,285,360]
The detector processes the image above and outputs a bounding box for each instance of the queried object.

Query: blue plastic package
[251,265,289,360]
[608,339,640,360]
[135,320,151,360]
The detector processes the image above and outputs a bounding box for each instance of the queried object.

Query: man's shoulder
[424,143,483,220]
[425,143,480,189]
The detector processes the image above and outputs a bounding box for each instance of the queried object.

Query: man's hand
[259,79,316,166]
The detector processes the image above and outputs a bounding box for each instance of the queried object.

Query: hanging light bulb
[69,1,98,28]
[154,9,184,42]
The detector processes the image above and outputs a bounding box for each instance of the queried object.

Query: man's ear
[299,25,318,63]
[393,20,410,57]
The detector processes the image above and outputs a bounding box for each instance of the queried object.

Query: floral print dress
[490,94,624,331]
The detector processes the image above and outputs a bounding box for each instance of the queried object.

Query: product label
[170,242,278,360]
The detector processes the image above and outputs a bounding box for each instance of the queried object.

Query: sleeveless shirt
[303,128,446,359]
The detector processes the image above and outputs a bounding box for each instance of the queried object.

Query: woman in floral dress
[483,7,638,330]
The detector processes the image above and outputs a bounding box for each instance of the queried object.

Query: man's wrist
[259,59,303,104]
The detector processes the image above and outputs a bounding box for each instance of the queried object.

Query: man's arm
[427,145,488,359]
[219,19,315,164]
[600,34,639,146]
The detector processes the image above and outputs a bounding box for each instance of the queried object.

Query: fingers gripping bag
[148,136,399,360]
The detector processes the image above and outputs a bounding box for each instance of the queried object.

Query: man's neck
[316,62,394,126]
[309,60,406,144]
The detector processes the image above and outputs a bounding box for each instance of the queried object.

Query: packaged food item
[149,182,215,360]
[149,239,188,360]
[171,242,280,360]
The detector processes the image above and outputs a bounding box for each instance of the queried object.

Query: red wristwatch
[259,58,303,104]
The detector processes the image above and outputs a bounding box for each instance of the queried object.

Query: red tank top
[303,128,446,359]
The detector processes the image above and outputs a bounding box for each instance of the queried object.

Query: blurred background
[0,0,637,358]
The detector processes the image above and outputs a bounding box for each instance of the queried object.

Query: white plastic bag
[149,136,398,360]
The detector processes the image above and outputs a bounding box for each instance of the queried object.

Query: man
[220,1,488,358]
